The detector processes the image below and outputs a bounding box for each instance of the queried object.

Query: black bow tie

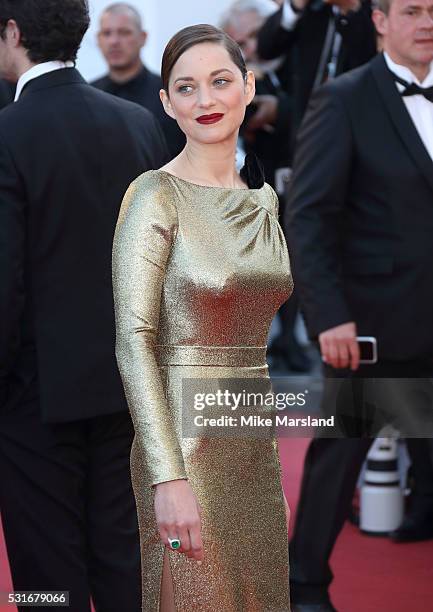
[392,72,433,102]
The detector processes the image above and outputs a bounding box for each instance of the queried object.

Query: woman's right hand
[154,479,204,562]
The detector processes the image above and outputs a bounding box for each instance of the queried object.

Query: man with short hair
[285,0,433,609]
[92,2,185,158]
[0,1,167,609]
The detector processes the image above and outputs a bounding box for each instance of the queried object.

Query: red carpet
[1,438,433,611]
[279,437,433,612]
[0,522,13,612]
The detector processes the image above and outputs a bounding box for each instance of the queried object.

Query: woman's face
[160,42,255,145]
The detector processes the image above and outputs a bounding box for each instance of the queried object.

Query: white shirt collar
[384,51,433,88]
[14,60,74,102]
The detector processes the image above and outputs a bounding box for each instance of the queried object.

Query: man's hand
[319,321,360,370]
[324,0,361,15]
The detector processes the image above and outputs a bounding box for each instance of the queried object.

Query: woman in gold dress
[112,24,292,612]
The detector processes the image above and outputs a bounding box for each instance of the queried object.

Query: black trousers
[0,390,141,612]
[289,357,433,604]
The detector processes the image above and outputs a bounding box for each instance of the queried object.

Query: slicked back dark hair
[0,0,90,63]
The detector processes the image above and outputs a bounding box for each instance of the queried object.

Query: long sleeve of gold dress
[112,169,293,611]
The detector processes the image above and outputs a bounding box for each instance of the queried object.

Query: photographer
[257,0,377,134]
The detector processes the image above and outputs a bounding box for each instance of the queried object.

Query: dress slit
[159,548,176,612]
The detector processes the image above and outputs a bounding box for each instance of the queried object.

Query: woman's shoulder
[256,182,279,216]
[118,169,179,226]
[128,168,175,194]
[127,169,178,207]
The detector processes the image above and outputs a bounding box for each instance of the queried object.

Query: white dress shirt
[384,52,433,162]
[14,60,74,102]
[281,0,301,30]
[281,0,340,30]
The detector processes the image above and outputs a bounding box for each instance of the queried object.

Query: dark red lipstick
[196,113,224,125]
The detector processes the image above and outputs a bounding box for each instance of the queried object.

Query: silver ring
[168,537,181,550]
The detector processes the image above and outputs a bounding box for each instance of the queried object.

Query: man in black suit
[0,1,167,610]
[92,2,185,159]
[285,0,433,609]
[257,0,377,135]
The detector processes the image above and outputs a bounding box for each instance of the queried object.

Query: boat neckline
[155,169,265,192]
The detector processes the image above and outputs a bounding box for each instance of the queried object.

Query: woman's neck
[171,137,243,188]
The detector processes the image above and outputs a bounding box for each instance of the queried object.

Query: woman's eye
[214,78,230,87]
[177,85,193,94]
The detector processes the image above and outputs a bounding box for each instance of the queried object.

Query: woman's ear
[159,88,176,120]
[244,70,256,106]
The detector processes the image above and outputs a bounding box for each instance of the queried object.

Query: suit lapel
[371,54,433,195]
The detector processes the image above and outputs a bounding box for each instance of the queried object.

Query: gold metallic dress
[112,169,293,611]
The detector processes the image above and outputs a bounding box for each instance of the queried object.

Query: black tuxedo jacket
[92,66,186,159]
[0,68,168,422]
[257,0,377,131]
[285,54,433,361]
[0,79,14,109]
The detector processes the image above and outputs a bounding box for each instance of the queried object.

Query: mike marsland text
[193,415,335,428]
